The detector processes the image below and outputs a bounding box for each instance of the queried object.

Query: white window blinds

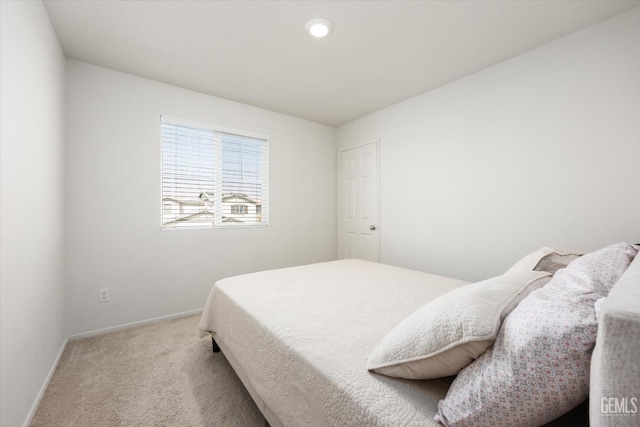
[161,116,269,229]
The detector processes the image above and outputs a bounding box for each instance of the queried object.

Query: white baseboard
[22,336,69,427]
[68,308,203,340]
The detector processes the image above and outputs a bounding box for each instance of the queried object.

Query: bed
[198,259,468,426]
[198,246,640,427]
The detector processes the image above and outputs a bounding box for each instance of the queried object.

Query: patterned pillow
[435,242,638,427]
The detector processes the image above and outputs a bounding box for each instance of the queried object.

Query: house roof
[222,193,258,205]
[163,210,214,226]
[164,193,260,206]
[162,197,204,207]
[222,217,243,224]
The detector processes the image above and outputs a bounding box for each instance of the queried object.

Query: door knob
[369,225,377,231]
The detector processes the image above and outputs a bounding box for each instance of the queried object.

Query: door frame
[338,138,380,261]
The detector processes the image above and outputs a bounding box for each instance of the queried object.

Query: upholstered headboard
[590,248,640,426]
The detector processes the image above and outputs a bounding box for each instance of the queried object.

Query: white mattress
[198,259,469,426]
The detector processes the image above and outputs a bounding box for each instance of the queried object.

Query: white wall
[65,61,337,336]
[337,8,640,282]
[0,2,67,426]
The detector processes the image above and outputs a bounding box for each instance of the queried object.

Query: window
[230,205,247,215]
[161,116,269,229]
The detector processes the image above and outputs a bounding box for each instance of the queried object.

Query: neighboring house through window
[161,116,269,229]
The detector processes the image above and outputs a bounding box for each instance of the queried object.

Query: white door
[339,141,379,262]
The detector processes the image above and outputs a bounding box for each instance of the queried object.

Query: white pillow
[507,247,582,274]
[367,270,551,380]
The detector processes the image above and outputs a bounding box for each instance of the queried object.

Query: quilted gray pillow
[507,246,582,274]
[435,242,638,426]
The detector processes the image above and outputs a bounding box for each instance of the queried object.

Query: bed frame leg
[212,337,221,353]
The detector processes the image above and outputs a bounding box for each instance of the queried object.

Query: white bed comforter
[198,259,469,427]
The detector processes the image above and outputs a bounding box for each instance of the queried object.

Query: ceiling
[43,1,639,127]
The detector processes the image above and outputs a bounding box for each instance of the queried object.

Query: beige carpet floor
[30,315,264,427]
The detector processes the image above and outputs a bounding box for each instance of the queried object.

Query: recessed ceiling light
[305,18,332,38]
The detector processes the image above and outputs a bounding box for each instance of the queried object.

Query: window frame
[160,115,270,231]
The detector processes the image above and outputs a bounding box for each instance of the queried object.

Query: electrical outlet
[99,288,110,303]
